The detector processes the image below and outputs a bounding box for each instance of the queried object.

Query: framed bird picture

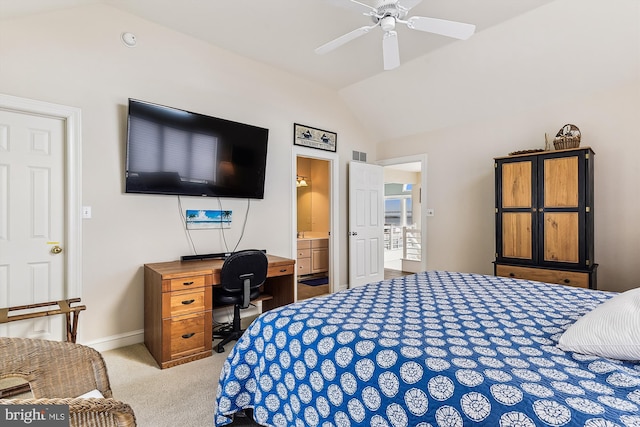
[293,123,337,152]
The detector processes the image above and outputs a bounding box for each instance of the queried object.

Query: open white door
[348,161,384,288]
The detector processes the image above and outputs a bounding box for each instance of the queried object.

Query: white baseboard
[82,329,144,352]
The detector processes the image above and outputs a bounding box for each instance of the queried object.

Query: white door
[0,109,67,339]
[348,161,384,288]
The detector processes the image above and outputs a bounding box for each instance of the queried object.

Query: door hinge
[586,259,590,266]
[585,153,590,159]
[586,206,591,213]
[495,208,498,213]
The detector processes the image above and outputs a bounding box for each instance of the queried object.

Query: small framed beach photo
[185,209,232,229]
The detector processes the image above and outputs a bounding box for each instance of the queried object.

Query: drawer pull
[183,281,194,286]
[280,269,287,272]
[509,273,515,277]
[563,279,571,284]
[181,333,195,339]
[181,299,195,305]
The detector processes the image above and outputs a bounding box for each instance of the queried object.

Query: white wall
[378,79,640,293]
[373,0,640,293]
[0,4,373,347]
[366,0,640,293]
[383,169,419,185]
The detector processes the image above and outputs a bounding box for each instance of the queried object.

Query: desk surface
[144,254,294,280]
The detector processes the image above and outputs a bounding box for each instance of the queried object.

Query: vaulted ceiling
[1,0,552,90]
[3,1,635,143]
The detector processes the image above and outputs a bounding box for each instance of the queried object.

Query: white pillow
[77,389,104,399]
[558,287,640,361]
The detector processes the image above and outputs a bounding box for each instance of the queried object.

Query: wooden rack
[0,298,86,398]
[0,298,86,343]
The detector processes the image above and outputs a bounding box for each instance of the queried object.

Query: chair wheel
[216,345,225,353]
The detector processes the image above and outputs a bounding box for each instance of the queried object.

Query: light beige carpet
[103,343,251,427]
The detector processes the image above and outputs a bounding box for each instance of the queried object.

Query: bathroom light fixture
[296,176,308,187]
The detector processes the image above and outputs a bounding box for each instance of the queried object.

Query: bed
[214,271,640,426]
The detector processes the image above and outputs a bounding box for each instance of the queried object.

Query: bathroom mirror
[297,179,312,232]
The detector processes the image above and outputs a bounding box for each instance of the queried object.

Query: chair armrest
[0,337,112,398]
[0,398,136,427]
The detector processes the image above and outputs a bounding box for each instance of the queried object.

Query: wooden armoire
[493,147,597,289]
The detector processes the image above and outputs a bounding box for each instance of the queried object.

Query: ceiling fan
[315,0,476,70]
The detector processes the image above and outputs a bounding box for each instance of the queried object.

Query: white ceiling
[0,0,553,90]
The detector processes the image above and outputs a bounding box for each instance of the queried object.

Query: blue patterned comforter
[214,271,640,426]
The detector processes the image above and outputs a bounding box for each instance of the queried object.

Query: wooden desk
[144,254,295,369]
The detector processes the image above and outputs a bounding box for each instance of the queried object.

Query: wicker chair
[0,337,136,427]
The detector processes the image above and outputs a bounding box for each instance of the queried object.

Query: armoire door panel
[543,156,579,207]
[544,212,579,263]
[502,212,533,260]
[501,161,532,208]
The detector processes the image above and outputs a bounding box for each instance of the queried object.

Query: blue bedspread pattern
[215,271,640,427]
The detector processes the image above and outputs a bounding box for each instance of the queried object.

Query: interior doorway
[0,94,82,340]
[379,156,427,276]
[295,156,331,300]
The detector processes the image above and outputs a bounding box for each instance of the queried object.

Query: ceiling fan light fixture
[380,16,396,32]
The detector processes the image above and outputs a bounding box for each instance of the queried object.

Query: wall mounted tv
[125,99,269,199]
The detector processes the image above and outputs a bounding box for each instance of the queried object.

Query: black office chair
[213,250,268,353]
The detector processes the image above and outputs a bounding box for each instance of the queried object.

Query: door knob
[51,245,63,254]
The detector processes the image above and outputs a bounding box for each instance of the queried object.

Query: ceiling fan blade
[324,0,377,15]
[382,31,400,70]
[315,24,378,55]
[398,0,422,13]
[406,16,476,40]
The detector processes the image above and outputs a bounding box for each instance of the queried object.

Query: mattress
[214,271,640,426]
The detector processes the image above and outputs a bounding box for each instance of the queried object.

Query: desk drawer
[169,275,206,292]
[168,289,206,317]
[496,265,589,288]
[268,263,295,277]
[162,287,211,319]
[167,313,207,359]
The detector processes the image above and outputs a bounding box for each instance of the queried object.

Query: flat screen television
[125,99,268,199]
